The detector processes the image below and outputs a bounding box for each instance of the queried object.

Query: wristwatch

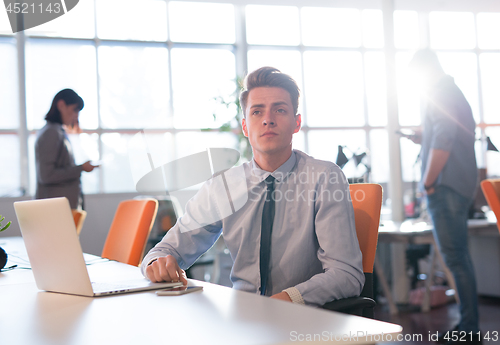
[424,183,435,191]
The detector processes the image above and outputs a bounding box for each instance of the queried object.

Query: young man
[408,51,480,344]
[141,67,364,306]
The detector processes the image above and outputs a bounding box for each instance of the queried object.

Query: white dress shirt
[141,150,364,306]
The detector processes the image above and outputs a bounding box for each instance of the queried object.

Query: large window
[1,1,499,204]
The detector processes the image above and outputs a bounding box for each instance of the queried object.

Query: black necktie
[260,175,275,296]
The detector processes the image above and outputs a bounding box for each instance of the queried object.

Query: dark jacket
[35,122,83,208]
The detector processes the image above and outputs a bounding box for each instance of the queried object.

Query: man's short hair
[240,67,300,117]
[409,49,444,74]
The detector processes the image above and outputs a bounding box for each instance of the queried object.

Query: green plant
[0,215,11,232]
[207,77,252,162]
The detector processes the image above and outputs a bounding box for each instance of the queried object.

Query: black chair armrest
[322,297,376,315]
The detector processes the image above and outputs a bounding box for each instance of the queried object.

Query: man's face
[242,86,301,160]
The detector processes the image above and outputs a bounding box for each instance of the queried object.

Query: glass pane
[127,131,176,192]
[477,13,500,49]
[301,7,361,47]
[400,134,421,182]
[65,133,98,194]
[0,135,20,196]
[97,0,167,41]
[169,1,234,43]
[365,52,387,126]
[176,131,239,159]
[175,132,239,191]
[0,39,19,129]
[24,0,95,39]
[293,131,305,153]
[437,52,479,123]
[246,5,300,46]
[429,12,476,49]
[102,133,137,193]
[362,9,384,48]
[0,4,13,34]
[485,128,500,177]
[303,51,364,127]
[171,48,236,129]
[25,40,98,130]
[480,53,500,124]
[394,11,419,49]
[369,129,389,183]
[28,134,36,196]
[308,130,366,179]
[98,45,170,129]
[396,52,421,127]
[247,49,303,114]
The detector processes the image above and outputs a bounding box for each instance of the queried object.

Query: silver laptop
[14,197,182,297]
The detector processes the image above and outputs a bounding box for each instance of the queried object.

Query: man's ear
[242,117,249,137]
[293,114,302,134]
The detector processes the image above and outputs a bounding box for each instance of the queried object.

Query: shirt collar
[250,151,297,183]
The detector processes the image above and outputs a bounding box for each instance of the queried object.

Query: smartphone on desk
[156,286,203,296]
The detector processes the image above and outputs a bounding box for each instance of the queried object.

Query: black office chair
[321,183,382,319]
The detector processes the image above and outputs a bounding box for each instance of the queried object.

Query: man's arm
[422,148,450,194]
[291,168,365,306]
[140,178,224,281]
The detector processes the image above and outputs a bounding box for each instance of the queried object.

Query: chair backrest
[71,209,87,236]
[480,179,500,231]
[101,198,159,266]
[349,183,383,275]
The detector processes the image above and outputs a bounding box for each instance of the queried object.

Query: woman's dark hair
[45,89,84,124]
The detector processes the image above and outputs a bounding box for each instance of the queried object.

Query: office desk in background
[375,217,499,314]
[0,237,402,345]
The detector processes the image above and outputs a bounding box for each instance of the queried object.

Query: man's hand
[145,255,188,285]
[424,185,436,195]
[270,291,292,302]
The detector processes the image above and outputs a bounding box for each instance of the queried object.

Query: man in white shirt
[142,67,364,306]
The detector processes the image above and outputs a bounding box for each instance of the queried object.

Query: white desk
[0,237,402,345]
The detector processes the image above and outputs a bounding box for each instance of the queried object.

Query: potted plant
[0,215,11,270]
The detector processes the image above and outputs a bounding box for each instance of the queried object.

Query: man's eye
[252,110,261,115]
[276,109,286,113]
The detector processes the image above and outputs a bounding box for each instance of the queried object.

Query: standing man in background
[409,50,480,345]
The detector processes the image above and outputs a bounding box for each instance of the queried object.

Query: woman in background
[35,89,97,209]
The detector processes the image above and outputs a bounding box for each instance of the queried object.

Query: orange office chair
[101,198,159,266]
[322,183,382,318]
[72,209,87,236]
[480,179,500,231]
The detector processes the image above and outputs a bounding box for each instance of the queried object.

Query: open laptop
[14,197,182,297]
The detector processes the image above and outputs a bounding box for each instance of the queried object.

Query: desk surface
[379,217,498,240]
[0,237,402,345]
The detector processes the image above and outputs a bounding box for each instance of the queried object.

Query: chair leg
[374,257,398,315]
[422,244,437,312]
